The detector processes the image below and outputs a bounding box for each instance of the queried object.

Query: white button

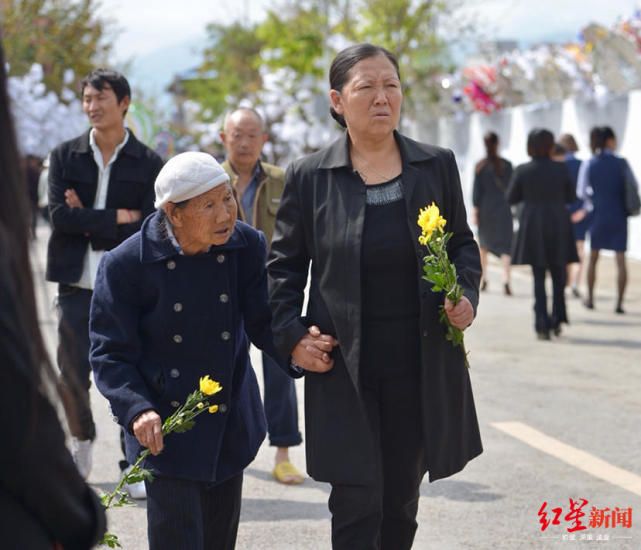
[173,334,183,343]
[219,403,228,413]
[217,254,225,263]
[219,293,229,303]
[167,260,176,270]
[173,302,183,312]
[221,331,231,341]
[170,368,180,378]
[112,416,119,423]
[171,400,180,408]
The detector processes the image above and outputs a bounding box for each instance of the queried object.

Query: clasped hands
[293,296,473,374]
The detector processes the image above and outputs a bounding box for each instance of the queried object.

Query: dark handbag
[622,159,640,216]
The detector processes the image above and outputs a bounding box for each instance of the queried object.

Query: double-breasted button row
[217,254,225,264]
[171,400,180,408]
[173,334,183,343]
[167,260,176,270]
[173,302,183,312]
[221,331,231,341]
[219,293,229,303]
[170,368,180,378]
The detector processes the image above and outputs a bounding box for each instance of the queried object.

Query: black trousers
[532,265,567,332]
[146,473,243,550]
[329,372,426,550]
[56,284,95,440]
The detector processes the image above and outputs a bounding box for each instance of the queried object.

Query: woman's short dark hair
[329,43,400,128]
[589,126,616,154]
[527,128,554,159]
[80,68,131,115]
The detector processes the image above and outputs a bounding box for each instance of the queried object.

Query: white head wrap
[154,151,230,209]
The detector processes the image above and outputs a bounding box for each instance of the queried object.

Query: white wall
[406,90,641,259]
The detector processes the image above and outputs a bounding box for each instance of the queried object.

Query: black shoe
[584,300,594,310]
[615,306,625,314]
[481,281,487,292]
[553,325,562,337]
[504,283,512,296]
[537,330,551,340]
[571,287,581,298]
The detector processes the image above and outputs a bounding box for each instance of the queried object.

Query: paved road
[30,222,641,549]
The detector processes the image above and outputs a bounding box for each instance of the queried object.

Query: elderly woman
[506,129,579,340]
[268,43,482,550]
[89,152,299,550]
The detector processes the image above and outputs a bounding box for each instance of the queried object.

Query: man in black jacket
[46,69,163,488]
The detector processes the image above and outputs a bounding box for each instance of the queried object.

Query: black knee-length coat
[506,159,579,267]
[267,131,483,484]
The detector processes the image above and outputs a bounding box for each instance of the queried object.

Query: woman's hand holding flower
[292,325,339,373]
[444,296,474,329]
[133,410,163,455]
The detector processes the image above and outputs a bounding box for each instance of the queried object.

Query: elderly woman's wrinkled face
[168,183,237,253]
[330,54,402,139]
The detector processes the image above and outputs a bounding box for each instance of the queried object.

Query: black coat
[46,129,163,283]
[268,131,483,484]
[0,253,106,548]
[506,159,579,266]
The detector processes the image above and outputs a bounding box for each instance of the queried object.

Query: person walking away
[559,133,591,298]
[45,68,163,496]
[577,126,638,314]
[220,107,303,484]
[506,128,579,340]
[472,131,514,295]
[268,43,482,550]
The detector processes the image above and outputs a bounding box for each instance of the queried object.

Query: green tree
[0,0,113,96]
[179,22,265,121]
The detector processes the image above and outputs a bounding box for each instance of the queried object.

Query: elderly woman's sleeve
[444,150,482,315]
[240,230,303,378]
[267,163,310,360]
[89,252,158,430]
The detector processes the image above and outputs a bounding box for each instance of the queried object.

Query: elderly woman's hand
[292,325,339,373]
[132,409,163,455]
[444,296,474,330]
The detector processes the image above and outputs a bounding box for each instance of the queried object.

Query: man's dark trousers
[57,283,95,440]
[262,351,302,447]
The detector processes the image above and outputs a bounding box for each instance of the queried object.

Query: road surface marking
[492,421,641,497]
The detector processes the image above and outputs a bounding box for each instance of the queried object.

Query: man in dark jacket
[46,68,163,488]
[220,107,304,484]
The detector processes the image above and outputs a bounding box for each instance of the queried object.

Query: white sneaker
[123,465,147,500]
[71,437,93,480]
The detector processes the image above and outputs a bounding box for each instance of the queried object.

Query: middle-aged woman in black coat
[0,41,106,549]
[506,128,579,340]
[90,152,300,550]
[268,43,482,550]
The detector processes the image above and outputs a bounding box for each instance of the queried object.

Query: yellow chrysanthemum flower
[197,402,204,409]
[199,375,222,396]
[209,404,219,414]
[417,202,446,242]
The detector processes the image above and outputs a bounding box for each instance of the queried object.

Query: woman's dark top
[472,158,514,256]
[506,158,579,267]
[360,177,420,385]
